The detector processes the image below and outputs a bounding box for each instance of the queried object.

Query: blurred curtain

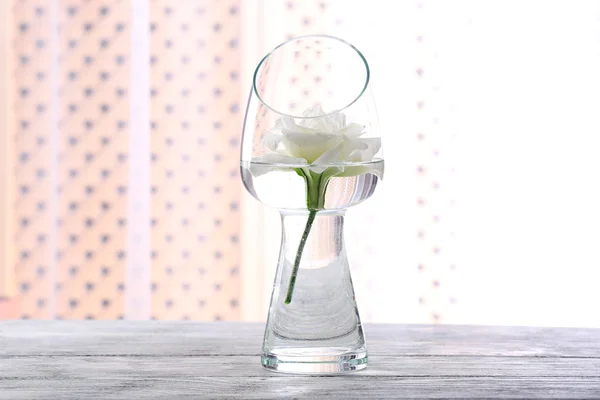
[0,0,243,320]
[0,0,459,323]
[6,0,599,326]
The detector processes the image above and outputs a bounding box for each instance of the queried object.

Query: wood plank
[2,322,600,358]
[2,322,600,398]
[1,376,599,399]
[1,355,600,378]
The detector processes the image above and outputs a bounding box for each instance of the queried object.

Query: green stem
[284,209,317,304]
[285,168,340,304]
[284,166,359,304]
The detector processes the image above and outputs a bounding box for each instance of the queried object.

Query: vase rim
[252,34,370,120]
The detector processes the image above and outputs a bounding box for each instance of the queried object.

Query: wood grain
[1,322,600,399]
[2,377,600,400]
[2,355,600,378]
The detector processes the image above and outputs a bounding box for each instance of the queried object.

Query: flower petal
[301,104,326,118]
[346,138,381,162]
[309,136,367,173]
[300,117,331,133]
[261,131,283,151]
[281,132,341,162]
[338,123,365,138]
[325,112,346,131]
[277,115,311,134]
[298,106,352,133]
[356,137,382,161]
[314,136,369,164]
[249,154,307,176]
[283,132,338,147]
[336,162,385,179]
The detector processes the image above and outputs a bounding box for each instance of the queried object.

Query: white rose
[251,105,381,176]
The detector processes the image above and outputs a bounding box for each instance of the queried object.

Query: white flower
[251,105,381,176]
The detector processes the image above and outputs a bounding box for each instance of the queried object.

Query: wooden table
[1,322,600,399]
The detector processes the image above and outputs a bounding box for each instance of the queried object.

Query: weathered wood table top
[1,322,600,399]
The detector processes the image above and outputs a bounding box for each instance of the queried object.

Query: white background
[243,0,600,327]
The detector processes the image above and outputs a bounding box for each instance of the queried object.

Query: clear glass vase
[240,35,383,373]
[261,210,367,373]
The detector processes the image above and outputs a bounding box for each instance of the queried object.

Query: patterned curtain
[0,0,460,323]
[7,1,597,326]
[0,0,243,320]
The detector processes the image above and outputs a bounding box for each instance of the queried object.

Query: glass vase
[240,35,383,374]
[261,210,367,373]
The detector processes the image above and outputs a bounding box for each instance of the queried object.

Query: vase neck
[280,211,345,267]
[262,208,363,355]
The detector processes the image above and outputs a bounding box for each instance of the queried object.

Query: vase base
[261,348,367,374]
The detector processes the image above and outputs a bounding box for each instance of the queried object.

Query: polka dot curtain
[0,0,243,320]
[0,0,459,324]
[149,0,242,320]
[413,12,459,323]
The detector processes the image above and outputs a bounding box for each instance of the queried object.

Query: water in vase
[241,159,384,210]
